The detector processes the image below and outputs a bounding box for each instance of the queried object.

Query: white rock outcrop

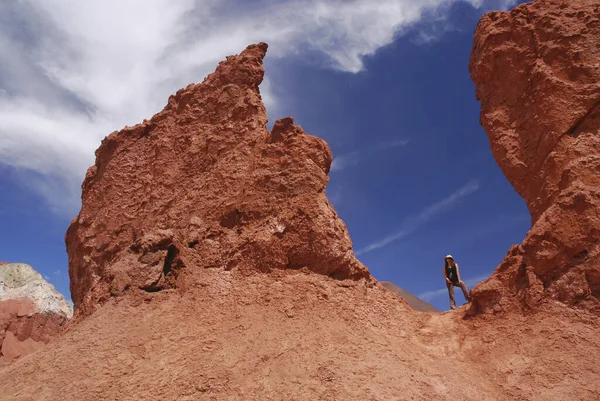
[0,263,73,318]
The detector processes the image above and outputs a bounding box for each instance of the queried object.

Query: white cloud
[372,139,411,151]
[356,180,480,255]
[331,152,360,172]
[331,139,409,172]
[0,0,515,216]
[419,274,489,302]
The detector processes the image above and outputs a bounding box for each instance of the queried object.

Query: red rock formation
[0,299,68,362]
[469,0,600,314]
[66,42,370,318]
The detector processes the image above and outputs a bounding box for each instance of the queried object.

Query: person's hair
[444,258,455,269]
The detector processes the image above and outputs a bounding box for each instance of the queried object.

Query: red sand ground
[0,271,598,400]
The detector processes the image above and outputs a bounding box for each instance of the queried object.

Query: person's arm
[444,265,450,283]
[456,263,462,282]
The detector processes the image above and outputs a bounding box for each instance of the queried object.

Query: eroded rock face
[66,43,371,317]
[470,0,600,314]
[0,263,72,362]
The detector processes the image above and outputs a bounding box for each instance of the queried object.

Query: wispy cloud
[418,274,489,302]
[373,139,411,151]
[331,139,409,172]
[0,1,515,215]
[325,184,343,206]
[418,288,448,302]
[356,180,480,255]
[331,152,360,172]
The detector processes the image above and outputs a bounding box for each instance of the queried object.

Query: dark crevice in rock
[329,270,348,281]
[573,249,589,262]
[141,245,179,293]
[516,263,529,289]
[206,231,220,240]
[566,97,600,137]
[142,285,163,293]
[220,208,245,228]
[586,269,600,300]
[163,245,178,277]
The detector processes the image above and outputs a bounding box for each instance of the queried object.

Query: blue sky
[0,0,530,311]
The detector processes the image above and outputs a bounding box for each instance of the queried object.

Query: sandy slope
[380,281,440,312]
[1,270,598,401]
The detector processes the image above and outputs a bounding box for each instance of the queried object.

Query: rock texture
[380,281,440,312]
[66,42,370,318]
[470,0,600,315]
[0,263,71,362]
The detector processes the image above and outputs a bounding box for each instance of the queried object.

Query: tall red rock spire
[66,42,371,317]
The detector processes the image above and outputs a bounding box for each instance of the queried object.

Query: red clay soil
[2,1,600,399]
[0,272,598,400]
[380,281,440,312]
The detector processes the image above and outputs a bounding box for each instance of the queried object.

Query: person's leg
[458,281,471,302]
[446,281,456,309]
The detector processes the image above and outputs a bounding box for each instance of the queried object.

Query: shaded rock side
[380,282,440,312]
[469,0,600,314]
[66,42,371,318]
[0,263,71,362]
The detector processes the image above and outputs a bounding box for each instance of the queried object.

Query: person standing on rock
[443,255,471,310]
